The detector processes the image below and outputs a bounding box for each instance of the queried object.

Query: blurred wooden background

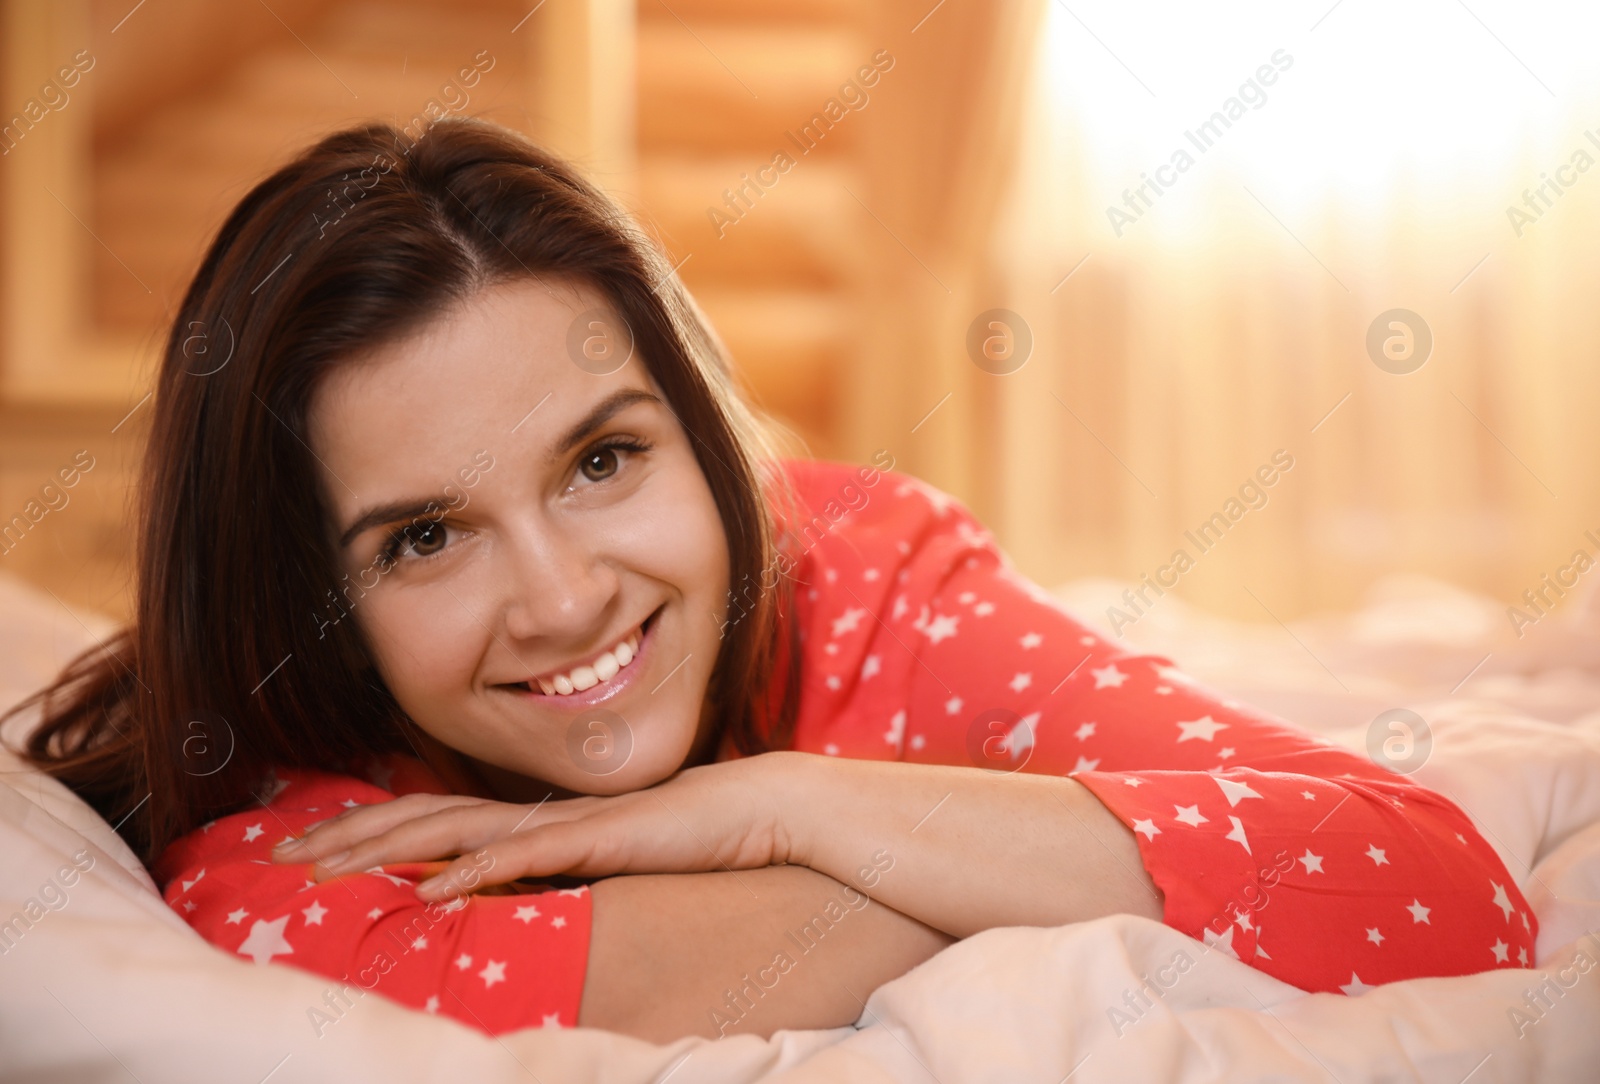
[2,0,1597,643]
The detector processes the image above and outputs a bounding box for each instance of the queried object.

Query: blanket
[3,571,1597,1083]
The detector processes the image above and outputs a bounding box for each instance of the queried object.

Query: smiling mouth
[501,604,663,699]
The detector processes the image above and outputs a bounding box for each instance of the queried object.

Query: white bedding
[3,571,1598,1083]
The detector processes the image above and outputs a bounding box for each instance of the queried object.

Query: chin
[550,726,695,796]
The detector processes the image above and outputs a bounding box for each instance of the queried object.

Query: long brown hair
[4,116,803,866]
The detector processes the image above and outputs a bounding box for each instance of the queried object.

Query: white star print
[1132,819,1160,840]
[1366,845,1389,866]
[1301,791,1317,800]
[1491,881,1514,922]
[1009,672,1032,692]
[557,886,589,897]
[921,613,960,644]
[478,959,507,988]
[824,743,840,755]
[864,567,880,581]
[1407,900,1431,924]
[365,868,413,888]
[910,734,926,750]
[237,916,294,965]
[179,868,206,894]
[366,908,384,921]
[1366,927,1384,946]
[884,710,907,749]
[1020,632,1043,649]
[1212,776,1262,806]
[225,908,249,925]
[455,954,473,970]
[1233,909,1253,932]
[1339,973,1373,996]
[825,675,842,690]
[891,595,909,621]
[1075,721,1097,741]
[1491,939,1509,963]
[1123,777,1144,787]
[1225,816,1252,855]
[824,568,837,583]
[1173,804,1208,827]
[974,601,995,616]
[424,996,439,1013]
[1298,850,1324,875]
[551,916,567,929]
[182,901,197,913]
[341,799,361,809]
[1091,664,1128,689]
[242,824,264,843]
[825,643,839,655]
[1521,912,1531,932]
[861,655,881,680]
[1154,686,1173,695]
[542,1013,563,1028]
[959,591,976,604]
[830,608,868,638]
[1217,747,1235,759]
[945,696,963,715]
[301,901,328,926]
[1519,946,1529,965]
[514,904,542,924]
[1177,716,1228,742]
[1072,756,1100,773]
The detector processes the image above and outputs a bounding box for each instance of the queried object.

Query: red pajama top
[150,457,1537,1036]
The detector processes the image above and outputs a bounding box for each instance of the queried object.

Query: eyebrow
[336,387,663,550]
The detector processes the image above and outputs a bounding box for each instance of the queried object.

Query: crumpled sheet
[3,571,1597,1083]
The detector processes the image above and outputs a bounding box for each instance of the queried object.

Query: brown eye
[580,448,621,483]
[406,521,447,557]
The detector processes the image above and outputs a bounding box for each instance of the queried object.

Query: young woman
[10,117,1535,1044]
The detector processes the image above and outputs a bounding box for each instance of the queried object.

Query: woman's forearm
[777,753,1165,938]
[580,864,953,1042]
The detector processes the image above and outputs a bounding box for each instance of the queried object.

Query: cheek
[357,589,484,728]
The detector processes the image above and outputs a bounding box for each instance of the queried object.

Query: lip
[497,605,663,710]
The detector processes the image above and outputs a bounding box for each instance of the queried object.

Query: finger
[272,793,485,863]
[415,820,614,900]
[310,803,526,880]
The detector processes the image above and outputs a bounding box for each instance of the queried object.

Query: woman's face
[307,277,731,796]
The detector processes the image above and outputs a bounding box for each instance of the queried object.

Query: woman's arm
[582,864,952,1042]
[772,753,1163,938]
[295,753,1160,941]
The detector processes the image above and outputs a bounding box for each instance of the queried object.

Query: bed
[3,569,1598,1082]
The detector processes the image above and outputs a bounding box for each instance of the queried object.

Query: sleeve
[150,764,591,1037]
[791,465,1538,995]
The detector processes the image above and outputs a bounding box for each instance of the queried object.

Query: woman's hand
[271,753,805,901]
[272,750,1164,939]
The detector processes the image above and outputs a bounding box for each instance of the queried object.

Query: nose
[498,511,622,651]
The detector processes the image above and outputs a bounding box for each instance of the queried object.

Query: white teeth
[531,625,644,696]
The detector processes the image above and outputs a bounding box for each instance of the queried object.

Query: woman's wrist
[753,749,844,872]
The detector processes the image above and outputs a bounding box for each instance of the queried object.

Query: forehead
[307,277,655,487]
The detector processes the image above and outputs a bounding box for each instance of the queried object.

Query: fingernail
[416,875,444,896]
